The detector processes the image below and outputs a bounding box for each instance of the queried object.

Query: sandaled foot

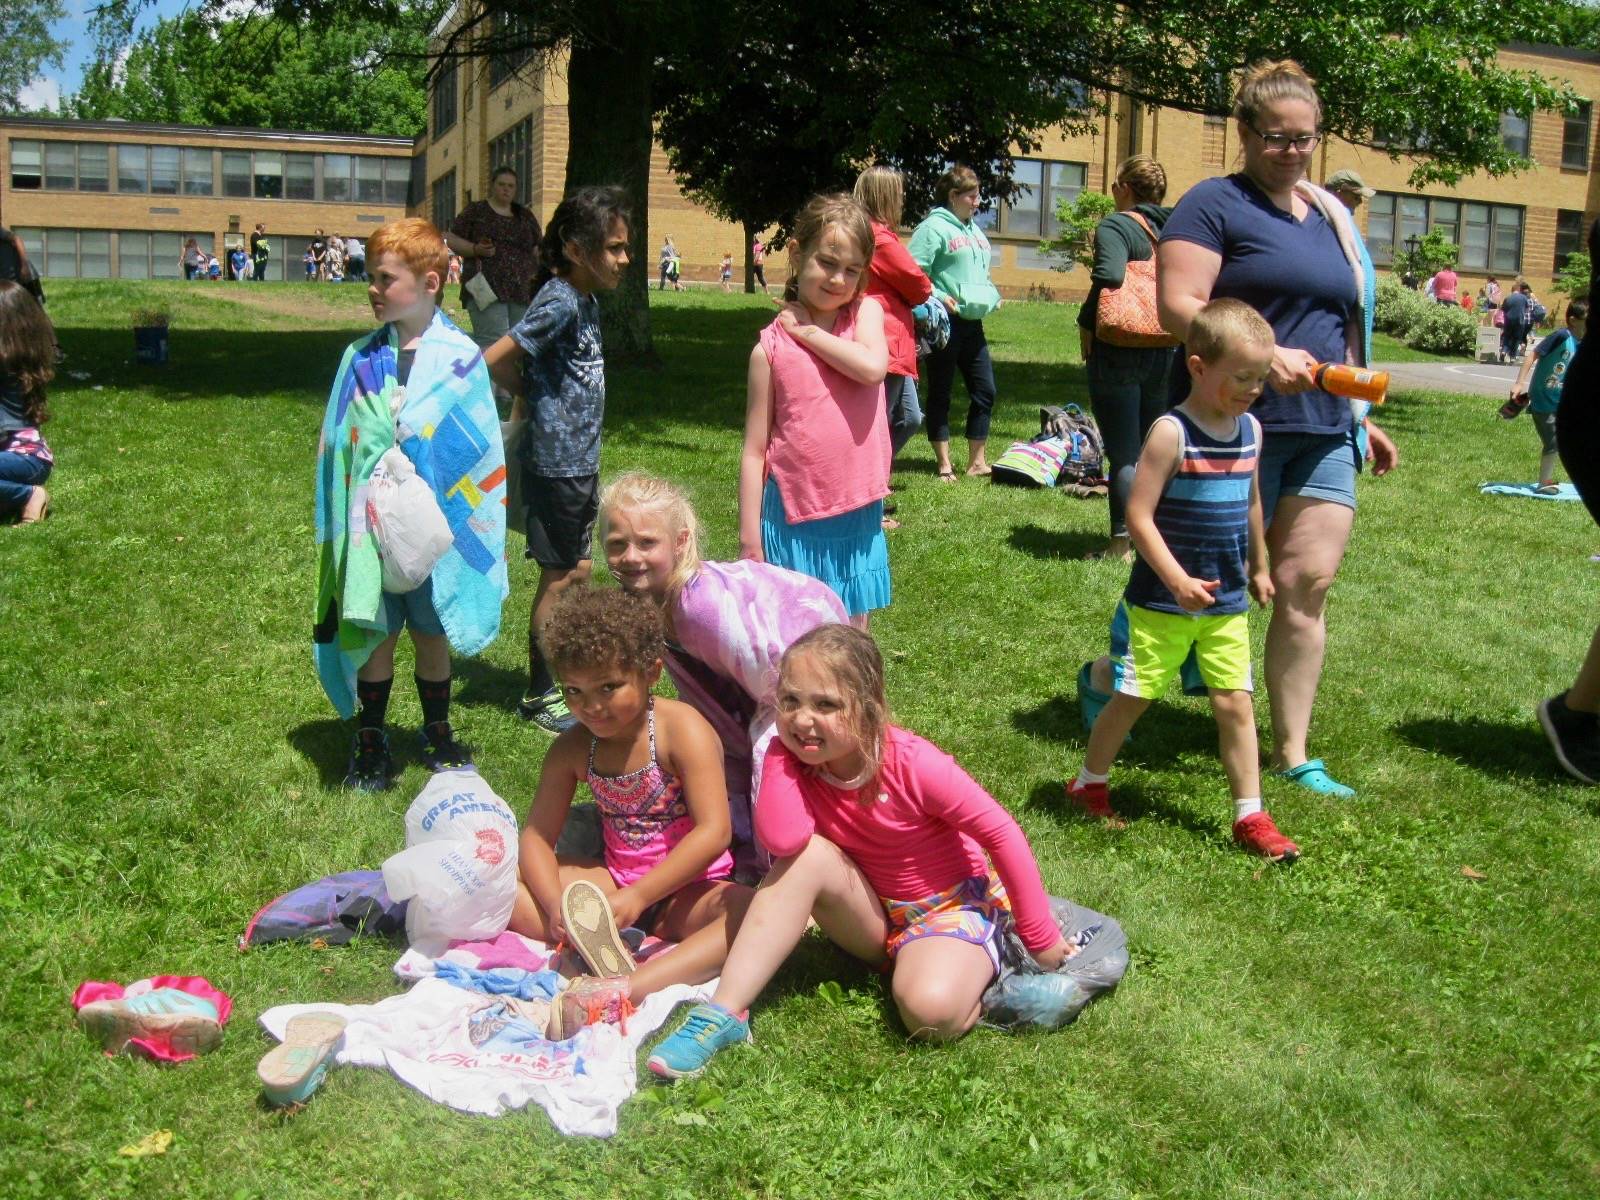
[936,469,958,483]
[965,464,992,477]
[881,516,901,530]
[1275,758,1355,799]
[19,486,49,525]
[560,880,636,977]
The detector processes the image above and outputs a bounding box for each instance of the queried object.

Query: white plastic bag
[369,447,453,594]
[381,768,520,955]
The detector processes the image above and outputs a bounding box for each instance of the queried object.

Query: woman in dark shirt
[1078,154,1177,562]
[445,166,543,349]
[1155,59,1397,801]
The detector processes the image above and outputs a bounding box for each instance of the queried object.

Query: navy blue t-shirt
[1162,175,1357,435]
[1500,290,1530,328]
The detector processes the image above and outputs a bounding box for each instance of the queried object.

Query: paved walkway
[1375,358,1519,397]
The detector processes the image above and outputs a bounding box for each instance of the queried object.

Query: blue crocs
[1275,758,1355,799]
[647,1003,751,1080]
[1077,661,1109,733]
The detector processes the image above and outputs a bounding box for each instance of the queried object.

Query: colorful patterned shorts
[882,875,1011,971]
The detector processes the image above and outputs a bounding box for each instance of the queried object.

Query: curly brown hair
[0,281,54,426]
[542,585,665,678]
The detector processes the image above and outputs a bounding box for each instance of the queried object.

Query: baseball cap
[1325,169,1376,198]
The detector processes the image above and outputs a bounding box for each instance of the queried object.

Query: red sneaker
[1232,811,1300,863]
[1065,778,1116,821]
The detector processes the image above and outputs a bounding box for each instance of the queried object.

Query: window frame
[433,57,459,138]
[10,139,42,190]
[1563,101,1592,170]
[991,157,1088,240]
[432,168,458,233]
[1555,209,1586,271]
[1501,111,1531,157]
[487,119,533,207]
[1368,190,1523,274]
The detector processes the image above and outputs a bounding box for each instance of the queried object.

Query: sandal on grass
[1275,758,1355,799]
[937,469,959,483]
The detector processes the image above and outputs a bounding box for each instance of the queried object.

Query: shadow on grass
[1012,694,1218,760]
[287,718,351,789]
[452,654,531,713]
[1008,522,1106,561]
[1020,778,1220,842]
[1395,715,1566,782]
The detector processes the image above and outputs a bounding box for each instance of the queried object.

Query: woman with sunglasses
[1152,59,1397,802]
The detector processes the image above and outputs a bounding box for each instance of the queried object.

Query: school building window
[1368,192,1523,274]
[286,153,315,201]
[433,57,458,139]
[991,159,1087,239]
[488,119,533,206]
[12,140,110,191]
[433,169,457,232]
[1563,101,1592,170]
[13,227,121,279]
[1555,209,1586,270]
[114,230,208,280]
[1501,111,1531,157]
[489,14,533,88]
[10,139,42,188]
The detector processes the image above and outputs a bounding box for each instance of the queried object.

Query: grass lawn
[4,280,1599,1199]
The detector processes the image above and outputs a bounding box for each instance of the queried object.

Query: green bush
[1374,275,1430,338]
[1407,302,1478,355]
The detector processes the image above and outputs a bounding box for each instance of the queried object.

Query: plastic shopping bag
[381,768,520,955]
[980,896,1128,1031]
[369,446,453,594]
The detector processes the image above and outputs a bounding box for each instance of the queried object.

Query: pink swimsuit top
[587,700,734,888]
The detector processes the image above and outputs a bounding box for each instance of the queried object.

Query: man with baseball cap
[1325,168,1377,207]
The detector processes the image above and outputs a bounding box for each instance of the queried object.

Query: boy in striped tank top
[1066,299,1298,862]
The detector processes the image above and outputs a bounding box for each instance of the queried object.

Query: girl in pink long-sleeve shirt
[648,625,1073,1080]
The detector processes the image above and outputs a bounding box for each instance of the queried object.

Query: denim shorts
[1257,427,1360,519]
[381,577,446,637]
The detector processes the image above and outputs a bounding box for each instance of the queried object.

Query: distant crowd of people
[180,226,369,284]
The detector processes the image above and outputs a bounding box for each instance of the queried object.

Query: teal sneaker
[258,1011,347,1107]
[647,1003,751,1080]
[77,987,223,1058]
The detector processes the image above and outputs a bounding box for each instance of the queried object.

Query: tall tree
[1,0,69,115]
[71,7,428,137]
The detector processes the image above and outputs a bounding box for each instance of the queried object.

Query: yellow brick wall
[0,121,411,265]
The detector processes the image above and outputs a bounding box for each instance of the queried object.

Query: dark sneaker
[419,721,473,771]
[1499,393,1530,419]
[1538,693,1600,784]
[518,688,577,733]
[345,729,395,792]
[1232,811,1300,863]
[647,1003,751,1080]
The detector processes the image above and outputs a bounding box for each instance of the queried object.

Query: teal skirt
[761,477,891,617]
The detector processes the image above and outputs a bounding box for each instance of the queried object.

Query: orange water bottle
[1313,363,1388,405]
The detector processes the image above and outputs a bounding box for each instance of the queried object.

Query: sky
[21,0,204,111]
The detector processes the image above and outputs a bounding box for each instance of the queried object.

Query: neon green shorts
[1110,601,1253,699]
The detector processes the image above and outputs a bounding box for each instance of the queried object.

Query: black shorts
[523,471,599,569]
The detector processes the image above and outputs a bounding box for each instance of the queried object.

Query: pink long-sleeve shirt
[755,726,1061,953]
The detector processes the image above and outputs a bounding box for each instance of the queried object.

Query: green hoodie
[909,206,1001,321]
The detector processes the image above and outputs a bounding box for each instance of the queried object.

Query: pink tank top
[759,298,891,523]
[587,700,734,888]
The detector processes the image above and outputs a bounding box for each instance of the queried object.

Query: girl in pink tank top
[509,586,754,1032]
[737,193,893,623]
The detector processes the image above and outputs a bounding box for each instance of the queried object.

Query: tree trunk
[743,219,756,294]
[565,21,654,360]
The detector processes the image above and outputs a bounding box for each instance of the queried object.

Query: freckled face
[603,505,685,602]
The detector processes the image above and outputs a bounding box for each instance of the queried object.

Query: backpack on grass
[992,405,1107,489]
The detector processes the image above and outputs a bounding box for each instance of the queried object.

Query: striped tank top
[1124,408,1260,617]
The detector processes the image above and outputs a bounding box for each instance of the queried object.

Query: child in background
[510,586,754,1039]
[313,218,507,790]
[738,194,892,625]
[1506,299,1588,494]
[303,245,318,281]
[483,186,633,733]
[720,252,734,293]
[1064,299,1292,862]
[447,253,462,285]
[599,471,848,878]
[229,243,250,283]
[0,281,56,525]
[648,625,1074,1080]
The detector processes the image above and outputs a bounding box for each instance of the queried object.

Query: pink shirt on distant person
[1432,268,1458,304]
[758,298,890,523]
[755,727,1062,953]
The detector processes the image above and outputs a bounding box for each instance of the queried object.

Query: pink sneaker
[1065,778,1116,821]
[1232,811,1300,863]
[546,976,635,1041]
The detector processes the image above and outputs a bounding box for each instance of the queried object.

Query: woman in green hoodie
[1077,155,1178,562]
[910,166,1002,480]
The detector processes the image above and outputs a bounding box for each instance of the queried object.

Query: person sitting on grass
[483,186,633,734]
[313,217,508,791]
[1064,299,1294,862]
[647,624,1074,1080]
[1505,299,1587,495]
[509,585,754,1040]
[599,471,848,879]
[0,281,56,525]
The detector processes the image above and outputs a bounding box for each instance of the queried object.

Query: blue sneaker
[77,987,223,1057]
[258,1012,347,1107]
[647,1003,751,1080]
